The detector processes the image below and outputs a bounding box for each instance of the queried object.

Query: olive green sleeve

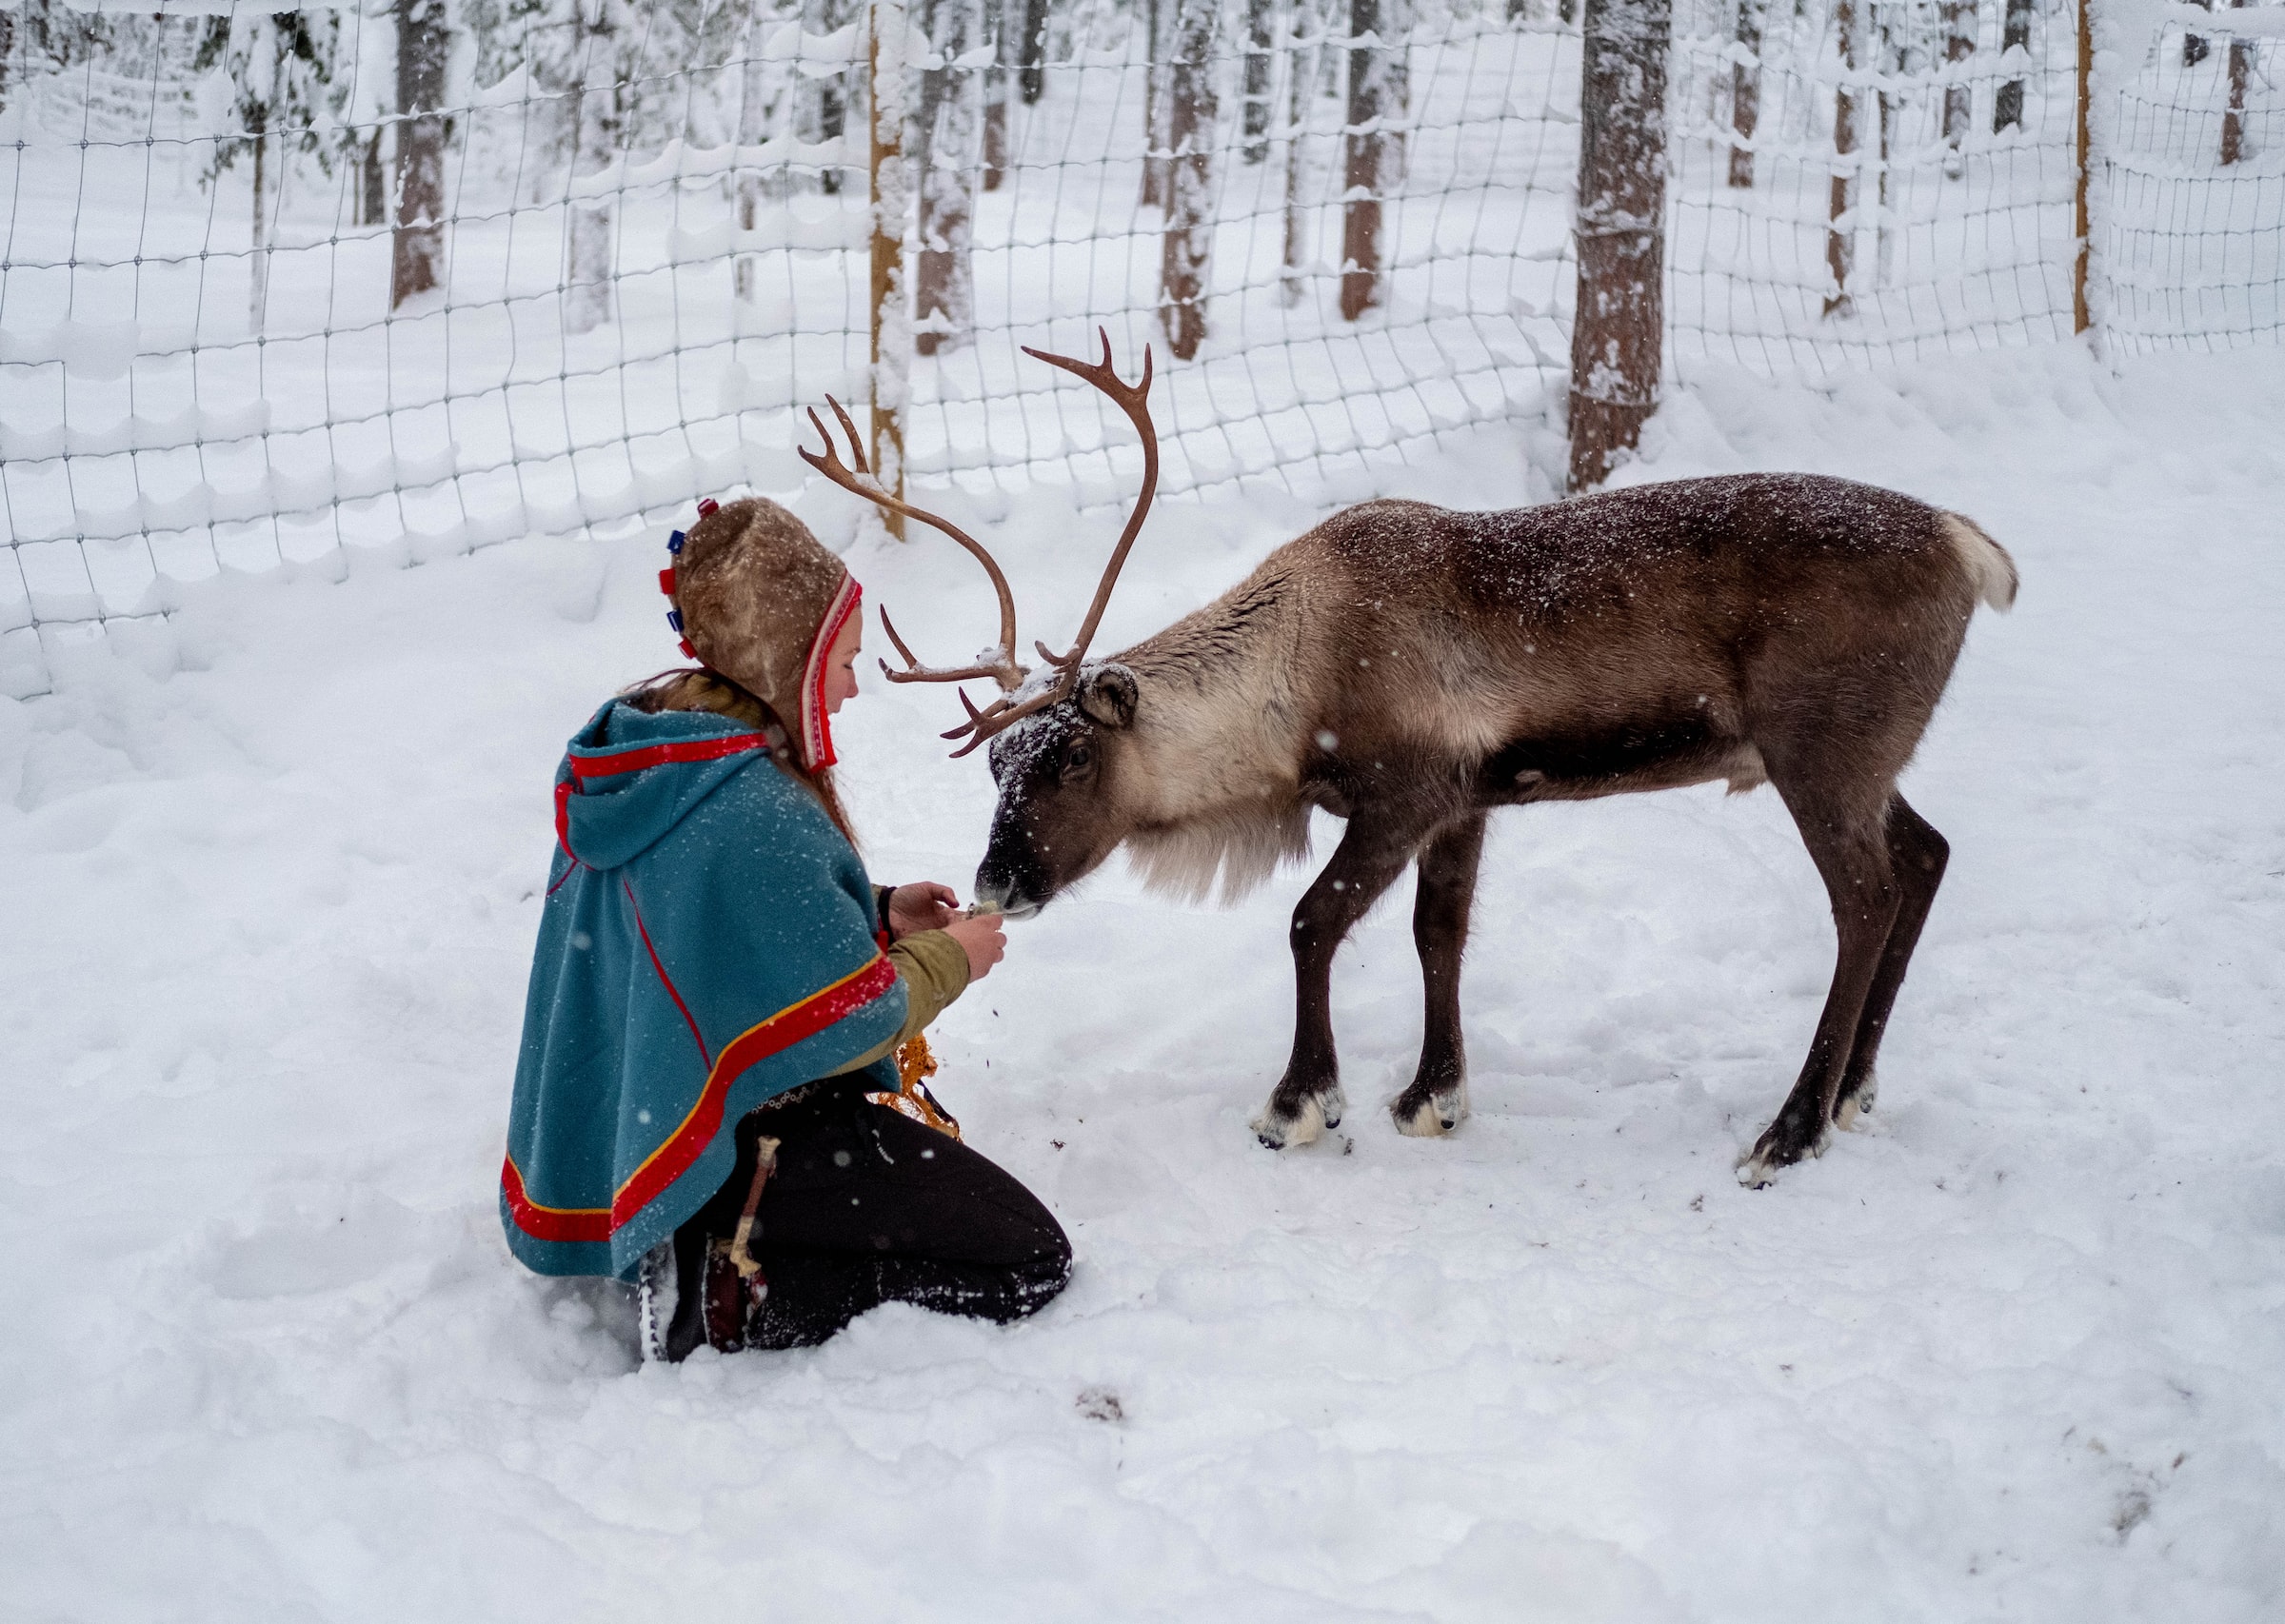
[825,929,972,1077]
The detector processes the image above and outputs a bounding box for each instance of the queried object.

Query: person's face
[823,609,863,715]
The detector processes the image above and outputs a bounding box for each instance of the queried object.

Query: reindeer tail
[1940,513,2018,613]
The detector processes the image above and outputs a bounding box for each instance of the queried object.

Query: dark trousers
[666,1078,1071,1356]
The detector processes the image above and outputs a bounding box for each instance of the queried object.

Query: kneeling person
[499,498,1069,1359]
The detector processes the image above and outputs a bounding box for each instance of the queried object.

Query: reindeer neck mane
[1107,561,1316,904]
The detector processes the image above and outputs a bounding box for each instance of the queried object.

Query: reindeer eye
[1065,744,1091,771]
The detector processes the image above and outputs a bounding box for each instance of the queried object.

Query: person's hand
[943,911,1005,983]
[887,881,959,940]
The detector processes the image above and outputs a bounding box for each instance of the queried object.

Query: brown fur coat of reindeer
[803,334,2016,1185]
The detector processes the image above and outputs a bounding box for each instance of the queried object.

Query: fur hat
[665,498,862,770]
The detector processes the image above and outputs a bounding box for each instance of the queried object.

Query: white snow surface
[4,345,2282,1621]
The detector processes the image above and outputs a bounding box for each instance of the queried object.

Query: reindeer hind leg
[1392,812,1487,1138]
[1833,795,1949,1129]
[1739,762,1903,1187]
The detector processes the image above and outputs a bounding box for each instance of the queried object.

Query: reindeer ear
[1078,664,1139,729]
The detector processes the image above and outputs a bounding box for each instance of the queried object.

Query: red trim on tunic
[567,732,768,781]
[623,878,711,1071]
[501,952,900,1245]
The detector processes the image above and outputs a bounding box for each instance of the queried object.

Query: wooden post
[869,0,908,536]
[1566,0,1668,491]
[2073,0,2091,333]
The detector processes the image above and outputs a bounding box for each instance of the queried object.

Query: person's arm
[826,918,1003,1075]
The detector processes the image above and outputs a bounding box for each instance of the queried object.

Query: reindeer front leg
[1253,809,1427,1149]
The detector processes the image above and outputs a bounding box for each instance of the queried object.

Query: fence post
[869,0,908,535]
[1567,0,1668,491]
[2073,0,2091,333]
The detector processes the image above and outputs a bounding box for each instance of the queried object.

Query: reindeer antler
[799,395,1028,697]
[802,329,1158,758]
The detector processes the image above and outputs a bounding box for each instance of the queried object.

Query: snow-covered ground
[4,342,2282,1621]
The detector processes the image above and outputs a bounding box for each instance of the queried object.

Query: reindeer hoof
[1393,1079,1469,1138]
[1736,1116,1832,1187]
[1835,1069,1879,1131]
[1251,1086,1342,1150]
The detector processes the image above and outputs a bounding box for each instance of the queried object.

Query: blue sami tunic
[501,700,905,1278]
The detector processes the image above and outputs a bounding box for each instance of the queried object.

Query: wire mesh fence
[0,0,2278,696]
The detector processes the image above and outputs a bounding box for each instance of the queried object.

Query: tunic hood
[554,702,777,873]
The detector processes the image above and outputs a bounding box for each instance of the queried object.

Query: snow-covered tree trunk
[1019,0,1048,102]
[1729,0,1761,188]
[982,0,1009,189]
[913,0,975,357]
[1826,0,1864,316]
[868,0,909,521]
[1340,0,1408,322]
[249,98,272,332]
[805,0,857,194]
[1141,0,1171,209]
[1993,0,2031,130]
[359,127,387,227]
[1876,4,1914,287]
[736,3,772,302]
[1160,0,1217,358]
[1281,0,1319,306]
[564,0,620,335]
[1242,0,1276,164]
[1940,0,1975,167]
[391,0,447,308]
[2220,0,2251,165]
[1566,0,1667,491]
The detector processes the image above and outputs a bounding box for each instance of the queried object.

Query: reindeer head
[802,329,1160,917]
[970,662,1144,916]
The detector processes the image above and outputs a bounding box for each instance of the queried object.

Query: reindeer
[802,334,2016,1185]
